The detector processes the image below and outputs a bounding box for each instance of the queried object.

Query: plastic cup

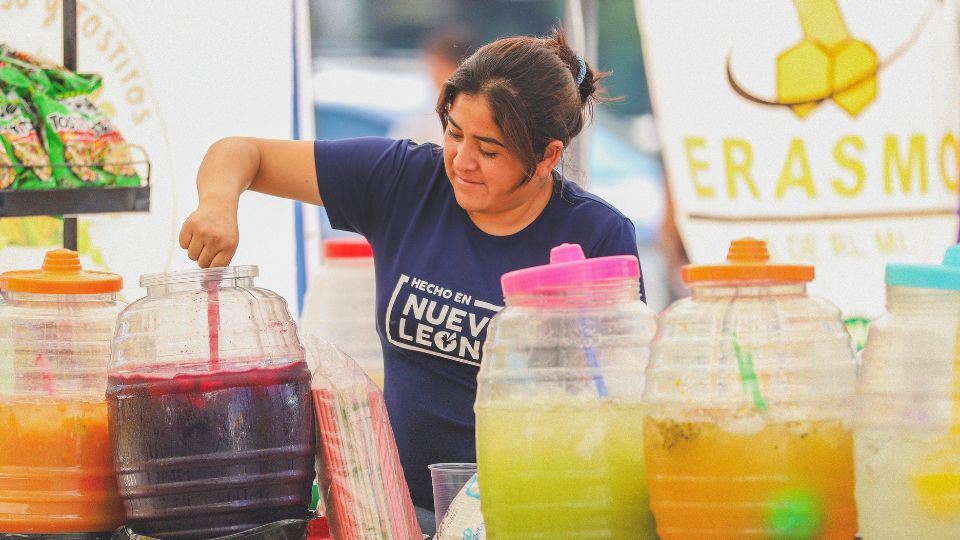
[429,463,477,531]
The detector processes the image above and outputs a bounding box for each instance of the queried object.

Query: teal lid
[886,244,960,291]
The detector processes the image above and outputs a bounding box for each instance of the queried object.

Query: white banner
[636,0,960,318]
[0,0,308,310]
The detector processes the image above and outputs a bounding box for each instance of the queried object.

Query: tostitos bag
[0,45,140,188]
[0,66,53,190]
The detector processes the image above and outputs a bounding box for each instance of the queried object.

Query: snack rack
[0,0,151,250]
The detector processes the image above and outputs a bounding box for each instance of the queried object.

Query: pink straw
[33,353,55,395]
[369,388,418,532]
[315,389,352,539]
[205,280,220,370]
[313,383,421,538]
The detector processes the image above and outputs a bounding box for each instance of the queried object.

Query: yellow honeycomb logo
[727,1,936,119]
[777,0,878,118]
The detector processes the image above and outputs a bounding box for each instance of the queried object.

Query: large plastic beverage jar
[854,244,960,538]
[644,238,858,539]
[300,238,383,387]
[108,266,315,540]
[0,249,125,536]
[476,243,657,539]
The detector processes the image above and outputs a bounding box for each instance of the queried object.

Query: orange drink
[644,239,859,539]
[0,250,126,533]
[0,398,124,533]
[644,417,857,539]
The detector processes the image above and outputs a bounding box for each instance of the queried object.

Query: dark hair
[436,27,610,181]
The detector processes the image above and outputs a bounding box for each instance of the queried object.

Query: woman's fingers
[209,250,234,268]
[197,245,216,269]
[187,235,204,262]
[178,222,192,250]
[180,203,240,268]
[188,232,234,268]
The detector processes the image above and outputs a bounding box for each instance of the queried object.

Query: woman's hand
[178,137,319,268]
[179,196,240,268]
[178,137,256,268]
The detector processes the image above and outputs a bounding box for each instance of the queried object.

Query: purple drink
[107,360,315,540]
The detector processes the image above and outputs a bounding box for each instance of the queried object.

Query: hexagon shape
[831,39,879,116]
[778,40,833,118]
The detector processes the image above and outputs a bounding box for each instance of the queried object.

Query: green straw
[732,333,767,413]
[843,317,870,353]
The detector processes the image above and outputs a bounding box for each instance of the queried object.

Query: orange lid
[2,249,122,294]
[681,238,814,284]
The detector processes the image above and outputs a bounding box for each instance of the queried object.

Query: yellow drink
[644,417,857,539]
[0,397,124,533]
[855,429,960,538]
[476,399,656,540]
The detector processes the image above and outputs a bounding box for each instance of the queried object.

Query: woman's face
[443,93,550,216]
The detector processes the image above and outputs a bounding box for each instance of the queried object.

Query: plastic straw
[313,372,420,539]
[342,391,380,531]
[355,392,387,529]
[370,389,419,532]
[33,352,54,395]
[579,315,608,397]
[308,341,420,538]
[732,333,767,413]
[315,389,351,538]
[205,280,220,370]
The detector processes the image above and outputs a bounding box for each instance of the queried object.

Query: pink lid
[501,243,640,297]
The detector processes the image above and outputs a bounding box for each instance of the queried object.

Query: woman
[179,28,644,533]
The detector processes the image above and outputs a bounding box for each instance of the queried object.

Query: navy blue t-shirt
[314,137,643,509]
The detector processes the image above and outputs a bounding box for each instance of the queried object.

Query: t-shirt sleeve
[314,137,432,238]
[586,216,639,257]
[587,217,647,302]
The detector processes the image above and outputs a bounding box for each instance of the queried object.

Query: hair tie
[575,54,587,86]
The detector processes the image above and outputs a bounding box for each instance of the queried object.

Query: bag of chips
[39,92,140,187]
[0,45,139,188]
[30,90,107,187]
[85,98,140,187]
[0,44,57,69]
[0,69,53,190]
[0,44,101,95]
[23,66,138,186]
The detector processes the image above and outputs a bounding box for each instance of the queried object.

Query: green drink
[476,399,656,539]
